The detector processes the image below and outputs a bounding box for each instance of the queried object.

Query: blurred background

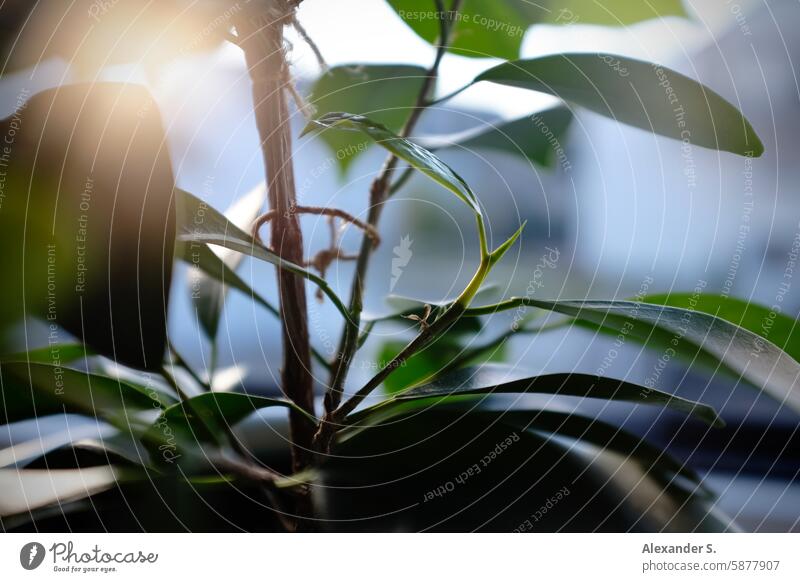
[1,0,799,530]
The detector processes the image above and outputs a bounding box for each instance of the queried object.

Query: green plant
[0,0,796,532]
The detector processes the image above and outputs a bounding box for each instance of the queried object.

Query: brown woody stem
[236,13,316,481]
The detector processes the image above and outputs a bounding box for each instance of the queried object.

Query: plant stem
[315,237,492,451]
[424,84,470,107]
[321,0,462,423]
[236,14,316,476]
[332,247,489,421]
[319,212,524,448]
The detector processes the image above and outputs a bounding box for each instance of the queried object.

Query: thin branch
[320,204,521,448]
[356,320,376,349]
[388,165,415,196]
[424,84,470,107]
[321,0,463,427]
[320,302,468,448]
[292,18,328,72]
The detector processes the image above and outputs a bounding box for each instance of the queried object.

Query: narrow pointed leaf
[387,1,688,60]
[179,240,279,316]
[0,424,116,469]
[643,293,800,363]
[190,183,267,341]
[489,221,526,264]
[146,392,314,450]
[363,285,498,324]
[518,299,800,413]
[350,364,722,427]
[0,362,170,426]
[178,240,330,370]
[175,187,350,320]
[303,113,482,216]
[475,54,763,156]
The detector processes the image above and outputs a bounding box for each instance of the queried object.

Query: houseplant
[1,0,797,532]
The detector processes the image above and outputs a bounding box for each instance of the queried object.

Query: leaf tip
[489,221,527,264]
[747,134,765,158]
[700,405,725,428]
[300,121,320,137]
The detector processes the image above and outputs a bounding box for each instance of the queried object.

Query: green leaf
[0,466,124,517]
[643,293,800,363]
[1,430,152,470]
[485,408,707,494]
[415,105,573,167]
[303,113,482,216]
[1,344,93,365]
[364,285,498,324]
[0,83,176,370]
[178,240,331,371]
[146,392,313,450]
[377,327,508,394]
[320,407,730,532]
[387,0,528,60]
[514,299,800,413]
[377,339,460,394]
[185,182,267,342]
[175,187,351,321]
[179,241,278,322]
[350,363,722,427]
[475,53,763,156]
[537,0,688,25]
[69,434,153,469]
[386,1,688,61]
[0,424,115,469]
[308,64,428,171]
[0,362,170,427]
